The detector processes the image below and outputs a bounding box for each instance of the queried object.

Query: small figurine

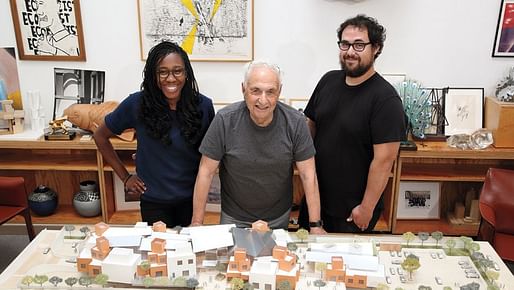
[44,115,75,140]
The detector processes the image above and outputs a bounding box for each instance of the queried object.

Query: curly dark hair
[140,41,203,147]
[337,14,386,59]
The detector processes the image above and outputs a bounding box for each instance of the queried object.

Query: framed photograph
[137,0,253,61]
[53,68,106,120]
[9,0,86,61]
[397,181,440,219]
[444,88,484,135]
[288,98,309,113]
[492,0,514,57]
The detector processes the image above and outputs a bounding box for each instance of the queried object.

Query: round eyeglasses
[157,68,185,79]
[337,41,372,52]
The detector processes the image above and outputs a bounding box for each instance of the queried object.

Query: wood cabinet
[392,142,514,236]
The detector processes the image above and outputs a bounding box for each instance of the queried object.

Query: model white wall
[0,0,511,122]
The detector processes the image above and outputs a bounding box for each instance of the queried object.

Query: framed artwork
[444,88,484,135]
[492,0,514,57]
[114,172,139,211]
[137,0,253,61]
[53,68,106,120]
[420,87,448,140]
[397,181,440,219]
[9,0,86,61]
[288,98,309,113]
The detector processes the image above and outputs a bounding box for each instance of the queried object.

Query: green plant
[431,231,443,247]
[402,232,416,247]
[142,277,154,288]
[49,276,63,286]
[33,274,48,286]
[401,254,421,280]
[94,274,109,287]
[296,228,309,243]
[21,276,33,287]
[277,280,292,290]
[78,276,92,287]
[230,277,244,290]
[65,277,78,288]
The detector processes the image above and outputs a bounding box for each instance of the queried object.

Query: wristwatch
[309,220,323,228]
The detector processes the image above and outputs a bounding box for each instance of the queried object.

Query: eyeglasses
[157,68,185,79]
[337,41,372,52]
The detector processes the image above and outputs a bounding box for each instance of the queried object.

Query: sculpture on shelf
[395,80,432,140]
[495,67,514,102]
[45,116,75,140]
[0,99,24,134]
[63,101,135,141]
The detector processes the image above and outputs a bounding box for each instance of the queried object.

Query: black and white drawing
[138,0,253,61]
[397,181,440,219]
[444,88,484,136]
[9,0,86,61]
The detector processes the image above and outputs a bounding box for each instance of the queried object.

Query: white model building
[249,258,278,290]
[167,247,196,279]
[102,247,141,283]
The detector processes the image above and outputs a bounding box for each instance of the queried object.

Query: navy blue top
[105,91,215,203]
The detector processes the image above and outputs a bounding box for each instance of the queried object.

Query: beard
[340,55,374,78]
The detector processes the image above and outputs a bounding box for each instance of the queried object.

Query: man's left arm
[350,142,400,230]
[296,157,327,235]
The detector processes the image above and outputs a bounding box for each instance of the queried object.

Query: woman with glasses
[94,41,215,228]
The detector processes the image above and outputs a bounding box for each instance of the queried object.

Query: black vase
[28,185,58,216]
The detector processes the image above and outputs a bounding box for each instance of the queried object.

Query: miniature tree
[418,232,429,247]
[287,242,298,251]
[485,269,500,284]
[418,286,432,290]
[21,276,33,287]
[445,238,456,255]
[402,232,416,247]
[401,254,421,280]
[313,279,326,290]
[431,231,443,247]
[466,242,480,255]
[296,228,309,243]
[172,276,188,287]
[395,288,406,290]
[65,277,78,288]
[315,262,327,279]
[156,277,169,286]
[231,277,245,290]
[442,287,453,290]
[186,277,199,288]
[139,260,151,276]
[277,280,292,290]
[79,226,90,238]
[376,283,390,290]
[142,277,155,288]
[49,276,63,286]
[64,225,76,238]
[94,273,109,288]
[33,274,49,286]
[215,261,227,280]
[79,276,93,287]
[242,282,255,290]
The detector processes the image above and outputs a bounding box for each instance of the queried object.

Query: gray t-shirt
[199,101,315,222]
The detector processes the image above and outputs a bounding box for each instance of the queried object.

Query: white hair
[243,60,282,86]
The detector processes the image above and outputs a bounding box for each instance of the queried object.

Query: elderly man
[191,61,326,234]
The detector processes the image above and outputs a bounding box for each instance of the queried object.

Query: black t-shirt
[305,70,406,217]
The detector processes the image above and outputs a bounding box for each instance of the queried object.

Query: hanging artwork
[0,48,23,109]
[492,0,514,57]
[9,0,86,61]
[444,88,484,136]
[137,0,253,61]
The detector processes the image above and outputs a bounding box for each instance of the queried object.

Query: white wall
[0,0,511,123]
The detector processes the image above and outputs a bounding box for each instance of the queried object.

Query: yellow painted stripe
[181,23,198,54]
[180,0,198,18]
[210,0,222,21]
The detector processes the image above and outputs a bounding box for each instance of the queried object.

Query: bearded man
[299,14,406,233]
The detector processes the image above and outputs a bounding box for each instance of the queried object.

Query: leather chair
[0,176,35,240]
[478,168,514,261]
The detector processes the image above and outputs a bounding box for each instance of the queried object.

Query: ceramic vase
[28,185,58,216]
[73,180,101,217]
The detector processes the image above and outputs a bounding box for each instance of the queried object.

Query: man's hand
[124,175,146,196]
[347,204,373,231]
[310,226,327,235]
[189,221,203,227]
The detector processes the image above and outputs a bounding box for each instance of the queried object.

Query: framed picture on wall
[288,98,309,113]
[137,0,254,61]
[213,102,231,114]
[492,0,514,57]
[443,88,484,135]
[397,181,441,219]
[9,0,86,61]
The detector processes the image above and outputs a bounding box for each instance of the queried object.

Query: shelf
[0,149,98,171]
[8,205,102,225]
[399,163,491,181]
[107,210,221,226]
[393,218,479,236]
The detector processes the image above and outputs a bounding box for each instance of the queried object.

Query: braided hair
[139,41,203,146]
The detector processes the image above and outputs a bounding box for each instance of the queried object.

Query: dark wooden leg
[22,208,35,241]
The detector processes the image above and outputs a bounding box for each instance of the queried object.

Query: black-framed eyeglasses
[337,41,372,52]
[157,68,185,79]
